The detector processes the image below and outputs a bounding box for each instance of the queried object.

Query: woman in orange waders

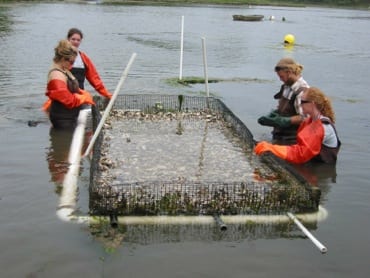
[254,87,341,164]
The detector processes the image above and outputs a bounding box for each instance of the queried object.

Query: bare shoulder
[48,69,66,82]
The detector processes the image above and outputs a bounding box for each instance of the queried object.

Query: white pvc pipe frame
[56,53,328,254]
[58,52,137,219]
[57,108,329,253]
[83,53,137,158]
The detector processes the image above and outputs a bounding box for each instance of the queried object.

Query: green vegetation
[0,0,369,8]
[104,0,369,8]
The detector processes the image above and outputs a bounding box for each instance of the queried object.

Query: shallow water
[1,3,370,278]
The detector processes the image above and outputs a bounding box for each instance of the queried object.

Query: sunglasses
[65,58,75,65]
[274,66,288,72]
[301,99,312,104]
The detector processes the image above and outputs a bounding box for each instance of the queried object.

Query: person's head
[53,39,78,69]
[274,57,303,85]
[301,87,336,123]
[67,28,83,49]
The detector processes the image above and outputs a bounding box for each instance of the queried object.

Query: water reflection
[46,128,74,193]
[46,127,90,194]
[0,6,12,36]
[292,162,337,203]
[88,219,318,250]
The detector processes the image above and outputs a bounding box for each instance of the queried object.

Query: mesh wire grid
[90,95,320,216]
[89,220,316,245]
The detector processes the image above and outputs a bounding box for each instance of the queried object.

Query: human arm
[258,111,304,128]
[254,120,324,164]
[80,51,112,99]
[46,79,95,108]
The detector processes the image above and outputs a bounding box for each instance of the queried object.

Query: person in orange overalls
[255,87,341,164]
[67,27,112,99]
[43,40,95,129]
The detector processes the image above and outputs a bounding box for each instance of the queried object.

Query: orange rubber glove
[254,141,288,160]
[42,98,52,111]
[76,89,95,105]
[99,88,112,99]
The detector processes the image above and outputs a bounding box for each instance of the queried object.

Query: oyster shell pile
[90,109,310,215]
[97,109,272,186]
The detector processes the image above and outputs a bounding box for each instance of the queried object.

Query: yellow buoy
[284,34,295,45]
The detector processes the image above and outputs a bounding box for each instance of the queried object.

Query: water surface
[0,3,370,278]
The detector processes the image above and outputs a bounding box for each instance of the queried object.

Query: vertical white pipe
[201,37,209,98]
[179,15,184,80]
[287,212,328,253]
[83,53,137,157]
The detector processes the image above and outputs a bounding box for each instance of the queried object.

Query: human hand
[105,92,113,99]
[257,111,278,126]
[258,112,291,128]
[254,141,272,155]
[254,141,287,159]
[76,90,95,105]
[100,89,112,99]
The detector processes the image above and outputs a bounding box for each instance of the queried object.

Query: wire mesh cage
[90,95,320,217]
[89,220,316,246]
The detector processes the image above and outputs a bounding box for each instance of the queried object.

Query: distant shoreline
[0,0,368,10]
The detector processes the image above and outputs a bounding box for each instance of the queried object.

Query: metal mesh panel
[90,95,320,216]
[89,221,314,245]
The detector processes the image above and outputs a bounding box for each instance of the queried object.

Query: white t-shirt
[321,116,338,147]
[73,52,85,69]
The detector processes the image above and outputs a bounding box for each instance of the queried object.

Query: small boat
[233,14,264,22]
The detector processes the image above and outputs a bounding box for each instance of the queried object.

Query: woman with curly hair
[254,87,341,164]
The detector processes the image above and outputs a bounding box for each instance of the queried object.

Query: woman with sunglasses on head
[67,28,112,99]
[258,57,309,144]
[43,39,95,129]
[254,87,341,164]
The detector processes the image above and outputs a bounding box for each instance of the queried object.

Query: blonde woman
[43,39,94,129]
[258,57,309,143]
[255,87,341,164]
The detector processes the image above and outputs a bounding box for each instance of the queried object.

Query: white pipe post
[83,53,137,157]
[287,212,328,253]
[58,108,90,218]
[201,37,209,98]
[179,15,184,80]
